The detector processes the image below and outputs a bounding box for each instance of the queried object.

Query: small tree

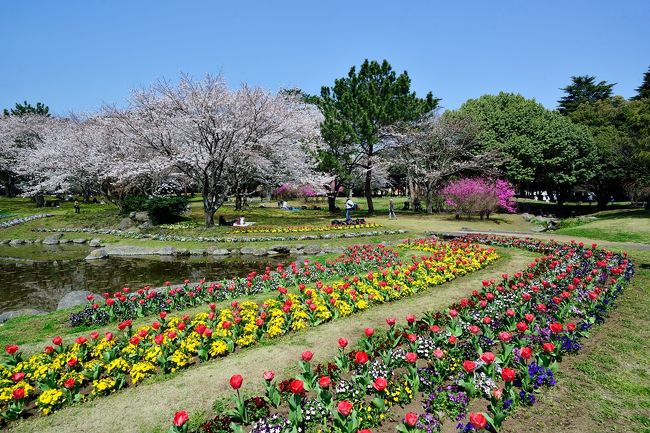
[441,178,516,219]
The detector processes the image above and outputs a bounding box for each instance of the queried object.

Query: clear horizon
[2,0,649,116]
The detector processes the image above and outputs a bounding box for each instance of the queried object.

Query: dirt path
[6,249,538,433]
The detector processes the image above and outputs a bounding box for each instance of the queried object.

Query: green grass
[555,208,650,244]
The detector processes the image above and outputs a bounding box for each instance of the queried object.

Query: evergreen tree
[313,59,439,214]
[558,75,615,115]
[632,66,650,100]
[3,101,50,117]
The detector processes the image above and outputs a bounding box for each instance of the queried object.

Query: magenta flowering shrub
[441,178,516,218]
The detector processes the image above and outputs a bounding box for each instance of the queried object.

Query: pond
[0,244,293,313]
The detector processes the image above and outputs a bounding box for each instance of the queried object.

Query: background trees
[557,75,615,115]
[312,59,439,214]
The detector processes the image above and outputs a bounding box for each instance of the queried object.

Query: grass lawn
[555,208,650,244]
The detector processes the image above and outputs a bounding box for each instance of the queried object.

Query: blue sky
[2,1,649,115]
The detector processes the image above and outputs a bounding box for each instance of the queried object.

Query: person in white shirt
[345,197,355,222]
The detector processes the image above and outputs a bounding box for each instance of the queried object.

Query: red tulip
[11,372,25,382]
[567,323,576,332]
[289,379,304,394]
[338,338,348,348]
[404,412,418,427]
[105,332,114,341]
[90,331,100,340]
[386,317,396,326]
[75,336,87,345]
[549,322,563,333]
[263,370,275,381]
[543,342,555,353]
[318,376,331,388]
[524,313,535,323]
[301,351,313,362]
[520,347,533,360]
[516,322,528,332]
[5,344,18,355]
[337,400,353,416]
[433,348,444,359]
[405,314,416,323]
[64,378,76,389]
[498,331,512,342]
[44,345,54,355]
[405,352,417,363]
[67,358,78,367]
[173,410,189,427]
[501,367,516,382]
[448,335,457,344]
[229,374,243,390]
[354,351,369,364]
[468,325,480,334]
[373,377,387,391]
[52,336,63,346]
[480,352,495,364]
[364,327,374,337]
[469,412,487,429]
[12,388,25,400]
[463,360,476,373]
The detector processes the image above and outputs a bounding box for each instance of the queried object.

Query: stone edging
[0,213,53,229]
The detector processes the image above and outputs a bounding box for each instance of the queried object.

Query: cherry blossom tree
[108,74,320,226]
[383,113,501,213]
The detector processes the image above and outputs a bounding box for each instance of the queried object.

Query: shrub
[119,195,188,224]
[441,178,516,219]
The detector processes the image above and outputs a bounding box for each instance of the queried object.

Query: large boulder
[269,244,291,254]
[89,238,102,247]
[212,249,231,255]
[158,246,176,255]
[42,234,63,245]
[133,211,150,222]
[302,245,322,255]
[0,308,46,324]
[118,218,134,231]
[57,290,98,310]
[85,248,109,260]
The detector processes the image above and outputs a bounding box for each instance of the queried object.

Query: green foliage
[3,101,50,117]
[312,59,439,212]
[631,66,650,101]
[119,195,188,224]
[454,92,598,197]
[557,75,615,115]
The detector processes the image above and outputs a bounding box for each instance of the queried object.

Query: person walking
[73,200,80,214]
[388,198,396,219]
[345,197,355,223]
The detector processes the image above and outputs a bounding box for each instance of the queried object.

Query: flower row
[226,223,382,234]
[69,244,403,327]
[0,240,498,424]
[168,236,632,433]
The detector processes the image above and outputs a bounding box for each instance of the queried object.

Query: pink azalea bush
[441,178,516,218]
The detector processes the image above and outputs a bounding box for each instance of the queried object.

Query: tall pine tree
[631,66,650,100]
[558,75,615,115]
[314,59,439,214]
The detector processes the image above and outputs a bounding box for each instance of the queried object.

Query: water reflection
[0,245,291,313]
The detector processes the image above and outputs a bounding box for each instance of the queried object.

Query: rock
[269,244,291,254]
[57,290,99,310]
[267,250,280,256]
[72,238,87,244]
[8,240,24,245]
[302,245,322,255]
[0,239,10,244]
[118,218,134,230]
[42,234,62,245]
[252,249,268,256]
[289,248,302,255]
[85,248,109,260]
[129,211,137,219]
[59,239,72,244]
[0,308,46,324]
[89,238,102,247]
[190,249,207,255]
[138,221,153,231]
[158,246,176,255]
[134,211,150,222]
[239,247,257,255]
[212,249,231,255]
[323,246,344,254]
[173,248,190,256]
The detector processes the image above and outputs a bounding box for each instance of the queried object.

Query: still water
[0,244,292,313]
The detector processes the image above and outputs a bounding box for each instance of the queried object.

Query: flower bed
[69,244,403,327]
[33,227,405,243]
[164,236,633,433]
[0,240,497,425]
[226,223,382,234]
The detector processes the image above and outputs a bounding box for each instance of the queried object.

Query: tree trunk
[35,194,45,208]
[364,168,374,215]
[327,194,337,213]
[204,209,215,227]
[425,185,433,214]
[408,174,416,209]
[235,195,242,211]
